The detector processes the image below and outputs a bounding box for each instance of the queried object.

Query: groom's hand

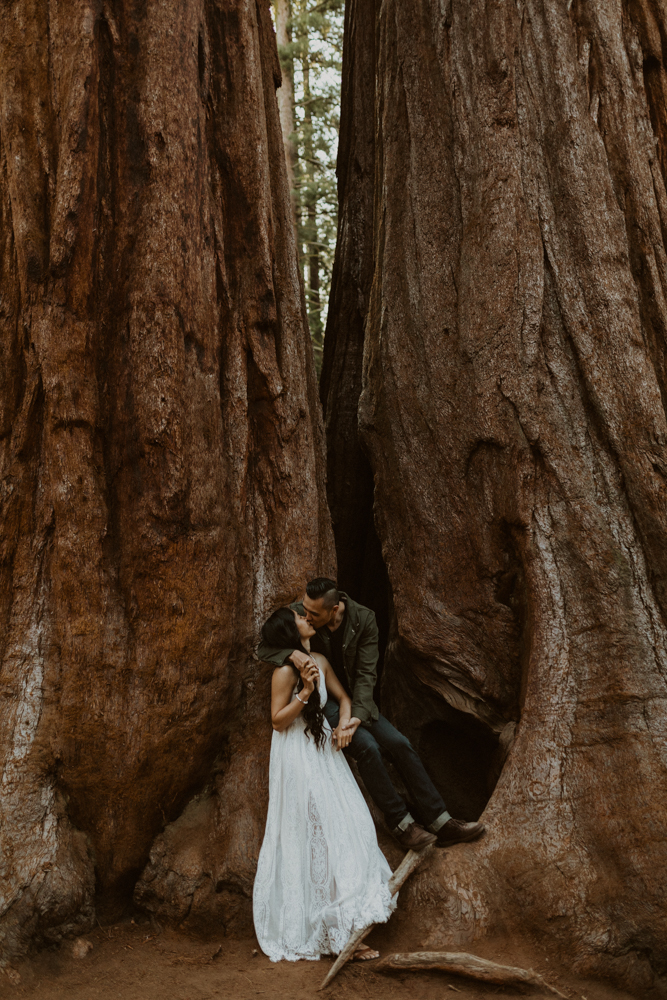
[341,717,361,735]
[289,650,314,671]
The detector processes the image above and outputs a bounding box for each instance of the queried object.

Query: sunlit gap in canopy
[270,0,344,378]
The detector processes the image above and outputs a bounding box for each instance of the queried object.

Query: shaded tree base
[133,700,272,937]
[395,824,667,999]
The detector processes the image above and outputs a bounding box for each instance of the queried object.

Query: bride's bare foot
[352,944,379,961]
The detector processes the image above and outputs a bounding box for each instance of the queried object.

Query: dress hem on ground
[261,880,397,963]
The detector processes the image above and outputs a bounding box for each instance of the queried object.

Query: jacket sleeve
[351,612,379,726]
[255,600,305,666]
[256,639,295,667]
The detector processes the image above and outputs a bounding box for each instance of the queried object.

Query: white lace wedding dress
[253,664,396,962]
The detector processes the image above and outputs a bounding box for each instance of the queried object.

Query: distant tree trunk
[323,0,667,995]
[274,0,299,228]
[0,0,333,961]
[301,43,323,351]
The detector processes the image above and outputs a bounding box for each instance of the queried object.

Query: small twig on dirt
[169,956,202,967]
[448,986,462,994]
[96,917,112,940]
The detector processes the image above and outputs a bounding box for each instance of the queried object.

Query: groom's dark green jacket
[256,592,380,728]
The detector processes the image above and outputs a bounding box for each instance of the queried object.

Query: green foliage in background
[272,0,344,373]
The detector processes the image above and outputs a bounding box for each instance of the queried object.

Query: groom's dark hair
[306,577,339,610]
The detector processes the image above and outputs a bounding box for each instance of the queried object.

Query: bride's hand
[298,659,319,695]
[332,721,356,751]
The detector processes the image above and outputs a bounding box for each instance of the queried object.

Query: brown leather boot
[394,822,437,850]
[436,818,485,846]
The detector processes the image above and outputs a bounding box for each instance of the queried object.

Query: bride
[253,606,396,962]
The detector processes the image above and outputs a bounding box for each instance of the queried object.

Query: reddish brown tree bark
[322,0,667,995]
[0,0,333,961]
[274,0,298,228]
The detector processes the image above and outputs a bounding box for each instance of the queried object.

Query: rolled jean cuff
[395,812,415,833]
[428,810,452,833]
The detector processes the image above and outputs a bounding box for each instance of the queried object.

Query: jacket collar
[337,591,360,630]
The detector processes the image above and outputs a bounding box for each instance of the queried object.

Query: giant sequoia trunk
[322,0,667,995]
[0,0,333,961]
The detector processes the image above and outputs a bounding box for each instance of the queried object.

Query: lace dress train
[253,666,396,961]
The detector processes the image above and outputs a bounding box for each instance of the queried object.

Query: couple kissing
[253,577,484,964]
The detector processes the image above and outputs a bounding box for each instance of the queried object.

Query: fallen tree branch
[375,951,568,998]
[318,845,434,990]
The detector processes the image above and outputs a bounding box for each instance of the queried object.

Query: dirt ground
[4,920,638,1000]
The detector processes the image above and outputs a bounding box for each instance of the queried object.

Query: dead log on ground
[375,952,567,998]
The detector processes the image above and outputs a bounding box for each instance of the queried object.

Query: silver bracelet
[296,692,309,705]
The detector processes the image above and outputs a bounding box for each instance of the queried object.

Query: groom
[257,577,484,851]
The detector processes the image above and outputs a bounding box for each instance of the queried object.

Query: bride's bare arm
[271,662,318,732]
[321,660,351,722]
[320,659,355,750]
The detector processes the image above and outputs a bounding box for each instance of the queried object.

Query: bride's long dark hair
[261,607,327,750]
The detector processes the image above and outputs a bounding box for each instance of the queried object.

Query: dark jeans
[324,698,449,831]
